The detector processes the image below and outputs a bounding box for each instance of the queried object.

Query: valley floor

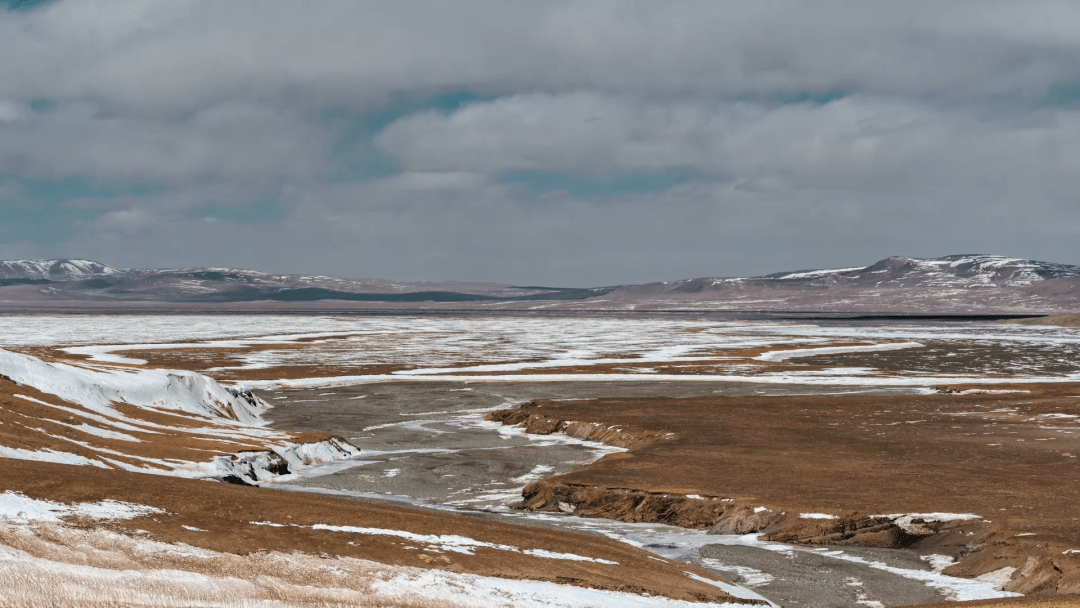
[2,313,1080,606]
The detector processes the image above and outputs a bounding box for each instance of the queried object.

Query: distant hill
[0,260,616,304]
[0,259,118,283]
[606,255,1080,314]
[1,255,1077,314]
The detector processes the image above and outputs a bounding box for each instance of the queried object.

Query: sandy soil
[489,383,1080,595]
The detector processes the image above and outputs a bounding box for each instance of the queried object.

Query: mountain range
[1,255,1078,314]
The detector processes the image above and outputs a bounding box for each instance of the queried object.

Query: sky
[2,0,1080,286]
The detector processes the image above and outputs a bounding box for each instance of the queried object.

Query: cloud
[90,207,157,233]
[0,100,331,180]
[31,171,1068,286]
[4,0,1080,111]
[62,180,286,214]
[0,100,25,124]
[378,93,1080,197]
[378,172,489,192]
[3,0,1080,281]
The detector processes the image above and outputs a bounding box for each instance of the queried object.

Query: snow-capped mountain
[0,259,610,303]
[0,255,1078,313]
[0,259,119,281]
[632,255,1080,294]
[772,254,1080,288]
[606,255,1080,313]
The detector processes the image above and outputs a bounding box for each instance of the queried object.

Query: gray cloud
[2,0,1080,282]
[0,100,330,180]
[4,1,1080,109]
[37,174,1073,286]
[377,93,1080,197]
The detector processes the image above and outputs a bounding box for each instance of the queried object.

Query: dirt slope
[490,384,1080,595]
[0,457,741,604]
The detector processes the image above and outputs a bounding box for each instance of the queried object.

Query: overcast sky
[2,0,1080,285]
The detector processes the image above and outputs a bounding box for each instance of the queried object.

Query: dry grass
[0,522,499,608]
[494,385,1080,595]
[0,458,739,604]
[1006,313,1080,328]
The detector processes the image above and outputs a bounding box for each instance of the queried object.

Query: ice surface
[537,518,1021,603]
[683,571,778,606]
[704,534,1018,602]
[699,559,775,587]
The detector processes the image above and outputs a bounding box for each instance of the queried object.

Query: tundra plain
[1,312,1080,607]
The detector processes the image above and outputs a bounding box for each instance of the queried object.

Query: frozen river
[264,378,1018,607]
[2,313,1071,605]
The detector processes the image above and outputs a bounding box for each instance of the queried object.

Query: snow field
[0,347,363,484]
[1,313,1071,386]
[0,347,267,424]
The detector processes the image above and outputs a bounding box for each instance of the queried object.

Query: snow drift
[0,348,360,484]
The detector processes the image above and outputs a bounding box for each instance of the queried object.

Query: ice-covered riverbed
[264,379,1020,608]
[2,313,1071,606]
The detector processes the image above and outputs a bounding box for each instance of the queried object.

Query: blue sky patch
[732,90,850,107]
[4,0,56,11]
[1046,82,1080,108]
[1,177,163,245]
[321,90,498,182]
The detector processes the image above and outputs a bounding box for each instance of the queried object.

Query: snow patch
[0,446,108,468]
[975,567,1016,587]
[0,348,269,425]
[874,513,981,535]
[683,571,778,606]
[0,491,164,523]
[253,521,618,563]
[755,342,923,362]
[920,554,956,572]
[699,558,775,587]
